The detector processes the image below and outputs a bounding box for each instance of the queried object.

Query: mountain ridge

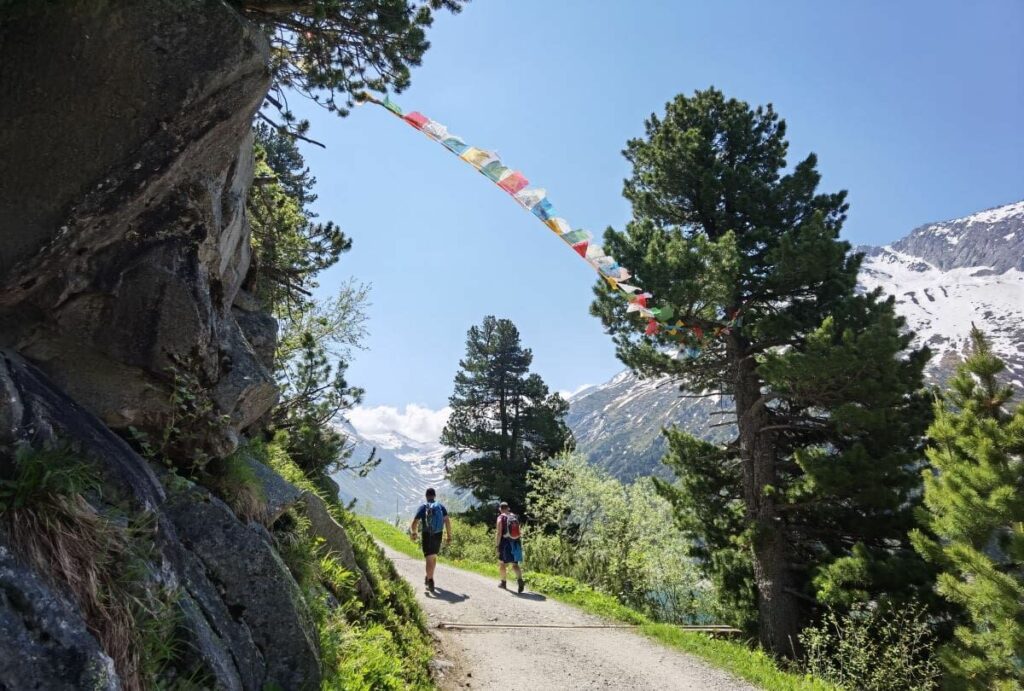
[337,200,1024,502]
[568,199,1024,480]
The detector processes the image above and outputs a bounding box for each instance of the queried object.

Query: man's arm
[495,517,502,547]
[409,515,419,540]
[443,515,453,544]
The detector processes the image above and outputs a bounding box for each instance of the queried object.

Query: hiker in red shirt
[495,501,525,593]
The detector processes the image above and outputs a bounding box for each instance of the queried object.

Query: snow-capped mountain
[569,200,1024,480]
[331,421,461,520]
[858,201,1024,383]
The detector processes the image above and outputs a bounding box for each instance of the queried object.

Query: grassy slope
[361,515,834,691]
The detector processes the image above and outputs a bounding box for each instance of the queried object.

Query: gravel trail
[381,543,757,690]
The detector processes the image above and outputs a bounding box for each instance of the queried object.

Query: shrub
[526,454,718,624]
[799,602,941,690]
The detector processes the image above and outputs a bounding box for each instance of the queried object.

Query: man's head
[499,501,509,514]
[425,488,436,501]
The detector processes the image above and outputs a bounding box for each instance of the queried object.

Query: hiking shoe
[424,576,429,586]
[517,578,525,594]
[427,579,435,592]
[498,580,507,590]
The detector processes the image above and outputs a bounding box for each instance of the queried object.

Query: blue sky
[290,0,1023,420]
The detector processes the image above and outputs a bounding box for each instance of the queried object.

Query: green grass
[361,515,835,691]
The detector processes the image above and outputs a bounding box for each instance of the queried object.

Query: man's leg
[498,560,508,588]
[426,554,437,580]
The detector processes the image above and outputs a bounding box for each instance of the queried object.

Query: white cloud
[348,404,451,444]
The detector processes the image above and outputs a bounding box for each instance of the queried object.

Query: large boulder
[0,0,277,453]
[165,486,322,691]
[0,543,120,691]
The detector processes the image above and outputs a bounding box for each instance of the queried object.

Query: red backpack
[502,513,521,540]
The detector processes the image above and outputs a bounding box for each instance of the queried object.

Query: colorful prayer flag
[532,198,555,221]
[498,172,529,194]
[546,218,571,235]
[404,112,429,129]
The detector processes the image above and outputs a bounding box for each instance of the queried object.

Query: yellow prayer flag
[546,218,570,235]
[460,147,491,168]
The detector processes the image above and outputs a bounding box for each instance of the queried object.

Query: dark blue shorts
[421,532,443,557]
[498,537,522,564]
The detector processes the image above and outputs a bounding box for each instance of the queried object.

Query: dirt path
[381,543,757,690]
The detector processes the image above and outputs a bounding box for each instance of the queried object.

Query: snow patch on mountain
[570,200,1024,480]
[331,418,460,520]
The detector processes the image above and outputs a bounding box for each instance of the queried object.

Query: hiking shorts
[421,531,443,557]
[498,537,523,564]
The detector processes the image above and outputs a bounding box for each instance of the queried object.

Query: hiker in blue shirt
[410,487,452,592]
[496,501,525,593]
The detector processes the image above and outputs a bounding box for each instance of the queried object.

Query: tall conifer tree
[912,328,1024,688]
[592,88,932,653]
[442,316,573,519]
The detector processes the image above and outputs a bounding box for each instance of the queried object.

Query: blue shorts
[498,537,522,564]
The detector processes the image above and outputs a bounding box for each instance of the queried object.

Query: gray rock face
[0,0,277,452]
[0,543,120,691]
[165,486,322,691]
[890,201,1024,273]
[243,452,304,526]
[0,351,320,690]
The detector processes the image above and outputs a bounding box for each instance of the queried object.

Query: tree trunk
[731,338,803,657]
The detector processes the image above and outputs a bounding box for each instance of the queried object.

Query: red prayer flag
[692,325,704,340]
[572,241,588,257]
[404,112,429,129]
[645,319,659,336]
[498,171,529,194]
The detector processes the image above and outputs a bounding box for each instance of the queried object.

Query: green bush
[526,454,718,624]
[799,603,941,690]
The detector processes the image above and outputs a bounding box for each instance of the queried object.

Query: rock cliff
[0,2,393,689]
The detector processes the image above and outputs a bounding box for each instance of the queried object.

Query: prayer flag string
[358,94,740,358]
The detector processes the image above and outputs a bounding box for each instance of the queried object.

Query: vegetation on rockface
[128,359,233,476]
[442,316,574,521]
[591,87,935,655]
[257,435,434,689]
[235,0,467,137]
[0,444,187,691]
[362,514,834,691]
[911,328,1024,689]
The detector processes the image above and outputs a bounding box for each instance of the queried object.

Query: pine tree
[442,316,573,519]
[592,88,932,654]
[248,124,351,316]
[912,328,1024,688]
[236,0,467,137]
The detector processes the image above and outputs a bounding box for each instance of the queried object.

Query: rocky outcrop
[0,350,321,690]
[302,491,375,603]
[165,485,322,691]
[0,542,120,691]
[0,0,277,453]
